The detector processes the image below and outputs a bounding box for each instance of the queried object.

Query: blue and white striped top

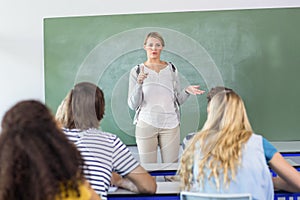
[63,128,139,200]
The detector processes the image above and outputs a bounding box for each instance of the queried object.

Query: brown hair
[0,100,85,200]
[56,82,105,130]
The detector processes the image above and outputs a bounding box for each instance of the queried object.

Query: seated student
[179,87,300,200]
[0,100,101,200]
[55,82,157,200]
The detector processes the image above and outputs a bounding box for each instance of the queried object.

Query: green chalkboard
[44,8,300,144]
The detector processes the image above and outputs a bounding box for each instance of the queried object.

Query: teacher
[127,32,205,168]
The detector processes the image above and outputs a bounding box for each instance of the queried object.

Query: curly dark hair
[0,100,85,200]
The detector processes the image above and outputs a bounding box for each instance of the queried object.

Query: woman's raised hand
[137,66,149,84]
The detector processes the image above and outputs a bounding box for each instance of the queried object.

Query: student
[56,82,156,200]
[0,100,101,200]
[127,31,205,165]
[179,87,300,199]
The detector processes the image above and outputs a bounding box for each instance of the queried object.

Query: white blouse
[138,64,179,129]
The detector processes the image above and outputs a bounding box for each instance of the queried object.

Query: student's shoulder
[68,128,117,142]
[100,131,119,139]
[94,130,126,145]
[245,133,263,149]
[62,128,81,139]
[86,128,117,139]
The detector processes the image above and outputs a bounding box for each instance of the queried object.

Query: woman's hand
[185,85,205,95]
[137,66,148,84]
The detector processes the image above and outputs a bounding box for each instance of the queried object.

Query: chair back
[180,191,252,200]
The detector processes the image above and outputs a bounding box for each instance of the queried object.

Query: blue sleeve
[263,137,278,163]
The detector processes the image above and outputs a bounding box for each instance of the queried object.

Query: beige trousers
[135,120,180,164]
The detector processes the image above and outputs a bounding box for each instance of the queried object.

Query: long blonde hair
[179,89,253,191]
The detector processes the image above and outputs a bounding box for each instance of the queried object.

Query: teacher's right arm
[128,67,143,110]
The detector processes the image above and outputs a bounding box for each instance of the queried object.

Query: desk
[107,181,300,200]
[108,182,180,200]
[272,141,300,153]
[142,163,179,176]
[141,153,300,177]
[283,156,300,168]
[120,156,300,199]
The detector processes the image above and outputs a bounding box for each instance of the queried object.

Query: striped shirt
[63,128,139,200]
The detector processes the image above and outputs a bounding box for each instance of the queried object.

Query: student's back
[192,133,273,199]
[63,128,139,198]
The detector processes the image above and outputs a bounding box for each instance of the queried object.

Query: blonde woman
[179,87,300,199]
[128,32,205,166]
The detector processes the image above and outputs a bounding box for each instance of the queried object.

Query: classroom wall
[1,0,299,129]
